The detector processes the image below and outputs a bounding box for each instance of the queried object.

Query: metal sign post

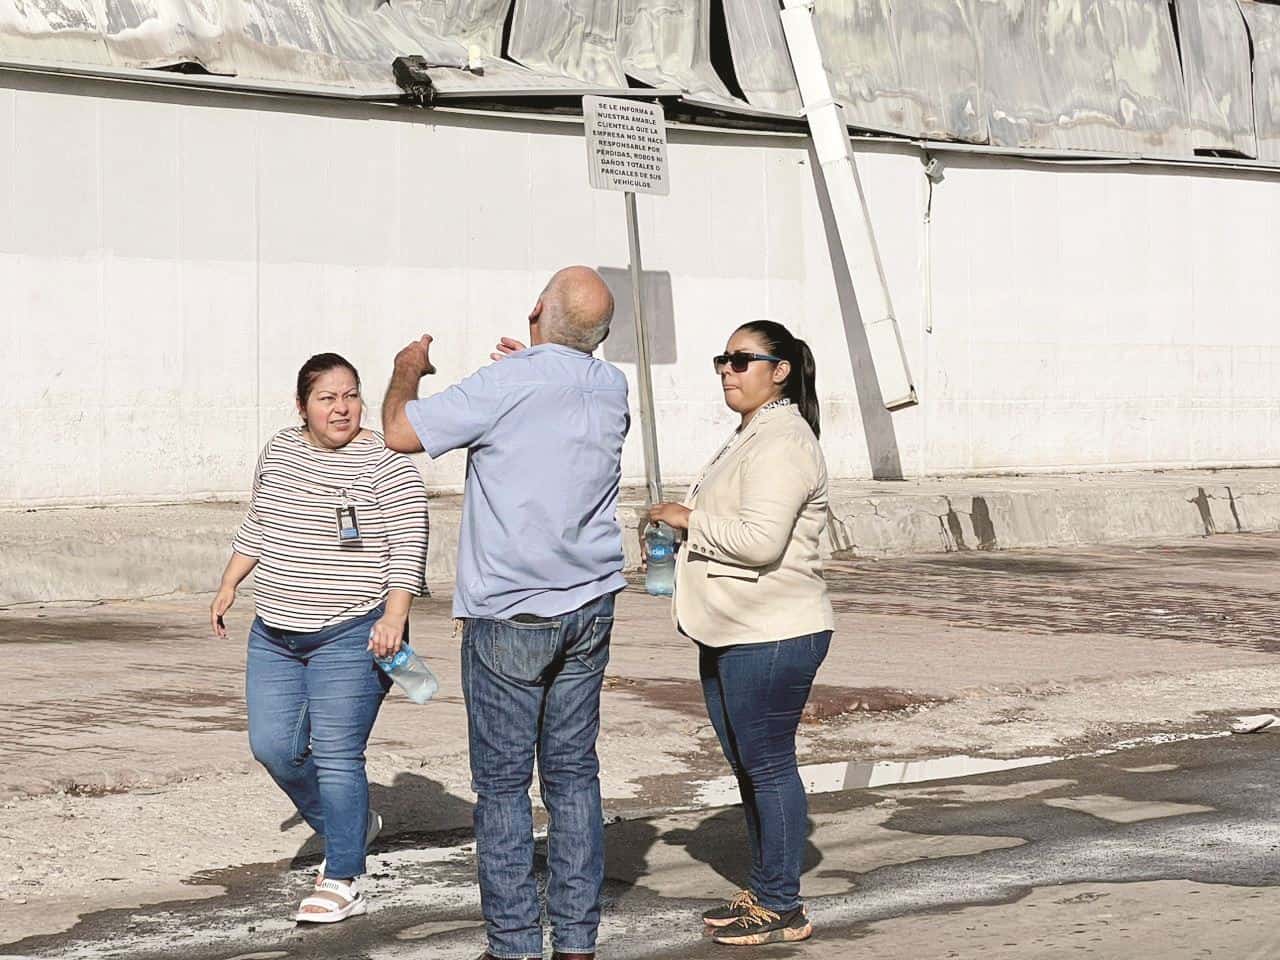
[624,191,663,506]
[583,95,670,505]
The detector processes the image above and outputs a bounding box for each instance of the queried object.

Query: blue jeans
[461,591,616,959]
[699,631,831,912]
[246,607,390,879]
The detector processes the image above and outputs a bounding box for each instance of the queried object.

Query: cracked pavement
[4,533,1280,956]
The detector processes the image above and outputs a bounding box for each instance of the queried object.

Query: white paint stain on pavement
[1042,795,1215,823]
[694,753,1060,807]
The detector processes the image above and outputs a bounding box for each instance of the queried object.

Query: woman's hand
[649,502,692,531]
[210,585,236,638]
[211,553,257,638]
[368,614,406,659]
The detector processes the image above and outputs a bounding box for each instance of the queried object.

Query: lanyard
[687,403,789,503]
[687,431,742,503]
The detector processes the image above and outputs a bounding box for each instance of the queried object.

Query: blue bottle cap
[378,648,411,669]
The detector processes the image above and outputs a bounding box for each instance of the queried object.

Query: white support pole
[626,191,664,505]
[779,0,918,410]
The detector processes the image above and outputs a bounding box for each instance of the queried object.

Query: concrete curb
[823,473,1280,558]
[6,469,1280,605]
[0,498,464,607]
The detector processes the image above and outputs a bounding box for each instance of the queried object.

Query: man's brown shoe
[478,954,540,960]
[552,953,595,959]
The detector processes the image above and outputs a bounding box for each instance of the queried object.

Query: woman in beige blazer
[650,320,833,947]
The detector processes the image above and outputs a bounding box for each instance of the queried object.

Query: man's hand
[490,337,528,362]
[383,339,431,453]
[394,335,437,378]
[649,502,692,531]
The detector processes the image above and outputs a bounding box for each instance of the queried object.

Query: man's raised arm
[382,334,436,453]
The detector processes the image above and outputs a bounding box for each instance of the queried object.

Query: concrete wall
[3,71,1280,507]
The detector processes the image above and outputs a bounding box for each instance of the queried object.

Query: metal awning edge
[432,84,683,101]
[0,55,402,100]
[1,55,1277,177]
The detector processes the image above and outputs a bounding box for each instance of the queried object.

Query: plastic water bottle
[645,521,677,597]
[375,644,439,704]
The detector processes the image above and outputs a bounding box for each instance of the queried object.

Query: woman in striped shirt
[210,352,429,923]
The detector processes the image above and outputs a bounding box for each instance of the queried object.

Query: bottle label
[376,647,411,671]
[648,543,674,562]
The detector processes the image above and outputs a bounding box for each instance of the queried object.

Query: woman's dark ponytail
[736,320,821,439]
[790,337,820,439]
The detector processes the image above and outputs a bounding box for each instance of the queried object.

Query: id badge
[336,504,362,543]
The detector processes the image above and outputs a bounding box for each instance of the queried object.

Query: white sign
[583,96,670,196]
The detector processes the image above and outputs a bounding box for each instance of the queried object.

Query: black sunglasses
[712,351,783,373]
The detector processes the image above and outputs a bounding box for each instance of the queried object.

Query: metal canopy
[814,0,985,143]
[620,0,740,106]
[430,55,681,98]
[1241,0,1280,164]
[1175,0,1256,156]
[0,0,1276,165]
[508,0,628,87]
[720,0,802,114]
[976,0,1192,157]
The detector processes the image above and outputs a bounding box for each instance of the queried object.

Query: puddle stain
[888,779,1078,805]
[1042,795,1216,824]
[606,802,1026,902]
[694,753,1061,808]
[14,738,1272,960]
[5,845,481,960]
[803,687,948,724]
[824,541,1280,653]
[604,676,945,725]
[0,616,201,646]
[393,919,484,941]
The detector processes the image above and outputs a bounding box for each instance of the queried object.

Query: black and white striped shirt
[233,427,429,632]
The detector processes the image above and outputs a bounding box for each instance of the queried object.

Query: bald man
[383,266,628,960]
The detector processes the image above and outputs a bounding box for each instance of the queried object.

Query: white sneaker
[317,807,383,875]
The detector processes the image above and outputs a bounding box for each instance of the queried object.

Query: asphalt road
[10,733,1280,960]
[8,533,1280,956]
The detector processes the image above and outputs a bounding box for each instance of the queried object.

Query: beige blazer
[673,404,834,647]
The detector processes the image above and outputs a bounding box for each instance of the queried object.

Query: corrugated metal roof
[508,0,628,87]
[1,0,1278,165]
[1176,0,1256,155]
[1241,0,1280,163]
[620,0,737,105]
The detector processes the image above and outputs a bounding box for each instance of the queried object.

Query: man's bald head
[531,266,615,354]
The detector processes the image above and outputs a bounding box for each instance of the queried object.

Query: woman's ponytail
[789,337,821,439]
[735,320,821,439]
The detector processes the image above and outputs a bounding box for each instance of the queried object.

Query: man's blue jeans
[461,591,616,959]
[699,631,831,912]
[246,607,390,879]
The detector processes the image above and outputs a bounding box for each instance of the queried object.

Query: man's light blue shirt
[405,343,631,619]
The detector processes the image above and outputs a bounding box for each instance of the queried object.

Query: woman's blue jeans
[699,630,831,912]
[246,607,390,879]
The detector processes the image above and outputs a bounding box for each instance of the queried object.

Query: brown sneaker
[711,904,813,946]
[702,889,759,928]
